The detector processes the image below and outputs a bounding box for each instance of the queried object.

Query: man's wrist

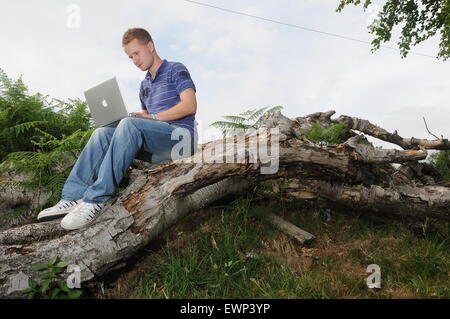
[149,113,158,120]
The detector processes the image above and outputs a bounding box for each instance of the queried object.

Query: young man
[37,28,197,230]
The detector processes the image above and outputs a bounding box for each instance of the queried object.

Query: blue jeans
[61,117,195,204]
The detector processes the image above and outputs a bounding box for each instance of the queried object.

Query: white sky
[1,0,449,145]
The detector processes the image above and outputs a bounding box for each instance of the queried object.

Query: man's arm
[155,88,197,121]
[130,88,196,121]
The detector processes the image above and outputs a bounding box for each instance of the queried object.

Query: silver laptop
[84,77,128,127]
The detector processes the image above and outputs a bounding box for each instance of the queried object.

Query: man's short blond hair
[122,28,153,46]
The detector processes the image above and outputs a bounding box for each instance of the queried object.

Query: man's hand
[129,110,152,119]
[129,87,197,121]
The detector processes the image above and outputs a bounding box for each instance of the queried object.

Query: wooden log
[286,178,450,221]
[0,110,448,298]
[337,115,450,150]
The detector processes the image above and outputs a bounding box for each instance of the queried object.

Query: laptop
[84,77,129,127]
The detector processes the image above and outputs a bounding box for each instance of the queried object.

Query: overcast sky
[1,0,449,145]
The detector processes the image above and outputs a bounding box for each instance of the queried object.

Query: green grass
[93,188,449,299]
[299,122,347,145]
[428,150,450,183]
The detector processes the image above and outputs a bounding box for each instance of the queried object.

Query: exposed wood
[345,135,427,163]
[284,178,450,221]
[337,115,450,150]
[263,213,315,244]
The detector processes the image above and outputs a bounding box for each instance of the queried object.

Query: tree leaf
[40,279,52,294]
[48,256,58,266]
[21,287,34,294]
[57,281,70,293]
[50,287,61,299]
[39,272,56,280]
[68,290,82,299]
[55,261,69,268]
[28,278,39,289]
[31,263,48,271]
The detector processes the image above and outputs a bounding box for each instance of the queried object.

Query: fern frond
[79,128,94,147]
[247,106,271,122]
[1,151,39,163]
[239,108,256,117]
[33,127,57,140]
[265,105,284,114]
[0,180,36,190]
[210,121,252,131]
[253,105,284,126]
[44,173,68,193]
[221,115,247,124]
[0,120,47,138]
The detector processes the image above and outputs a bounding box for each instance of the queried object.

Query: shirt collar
[146,59,168,82]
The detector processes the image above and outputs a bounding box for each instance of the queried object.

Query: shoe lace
[73,202,97,220]
[56,200,74,210]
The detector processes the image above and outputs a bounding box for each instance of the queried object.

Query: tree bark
[0,110,448,298]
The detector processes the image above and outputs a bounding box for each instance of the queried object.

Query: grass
[90,186,449,299]
[299,122,347,145]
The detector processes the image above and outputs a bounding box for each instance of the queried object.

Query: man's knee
[91,126,114,141]
[116,117,138,132]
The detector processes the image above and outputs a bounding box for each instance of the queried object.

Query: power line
[182,0,435,59]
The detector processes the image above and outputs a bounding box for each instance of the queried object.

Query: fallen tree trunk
[0,110,449,298]
[280,177,450,221]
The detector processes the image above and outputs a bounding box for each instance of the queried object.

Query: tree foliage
[299,122,347,145]
[337,0,450,60]
[22,256,82,299]
[0,69,94,207]
[0,68,92,160]
[428,150,450,182]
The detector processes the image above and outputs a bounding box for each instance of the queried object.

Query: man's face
[123,38,154,71]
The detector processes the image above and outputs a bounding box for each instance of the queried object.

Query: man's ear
[147,41,155,53]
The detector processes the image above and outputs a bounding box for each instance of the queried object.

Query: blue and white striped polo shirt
[139,59,196,137]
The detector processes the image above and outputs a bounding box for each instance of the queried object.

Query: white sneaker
[60,201,105,230]
[37,199,82,222]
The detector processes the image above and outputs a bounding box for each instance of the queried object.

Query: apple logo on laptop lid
[102,99,108,108]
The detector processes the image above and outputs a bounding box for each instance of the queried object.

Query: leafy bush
[300,122,346,145]
[0,69,92,160]
[22,256,82,299]
[0,68,93,207]
[428,151,450,183]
